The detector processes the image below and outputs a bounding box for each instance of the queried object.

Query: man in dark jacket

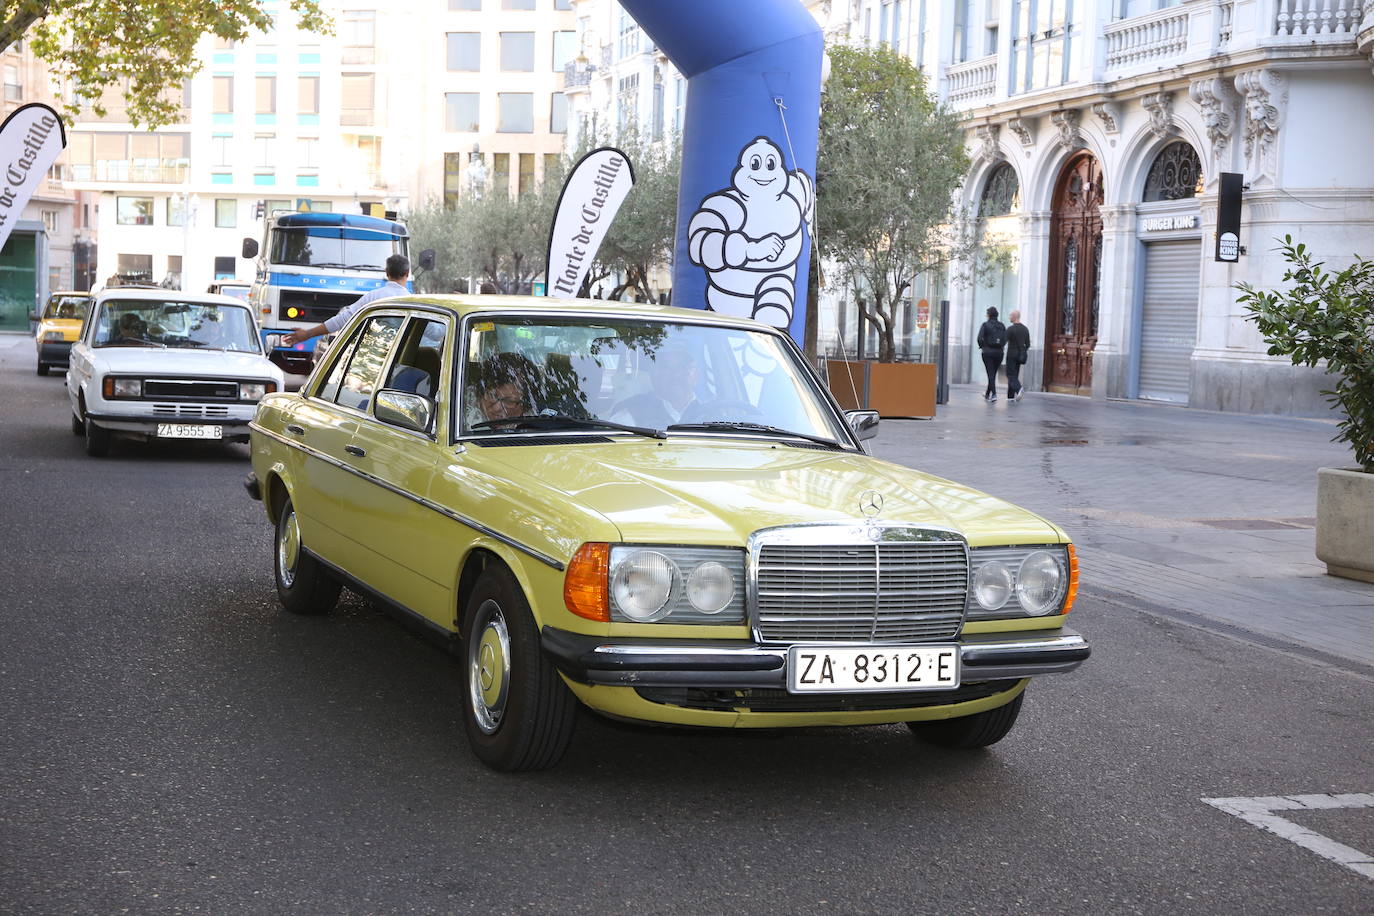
[1005,310,1031,401]
[976,307,1006,401]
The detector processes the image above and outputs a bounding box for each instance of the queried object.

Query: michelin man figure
[687,136,815,328]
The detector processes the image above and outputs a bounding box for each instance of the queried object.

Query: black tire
[273,496,341,615]
[461,563,577,772]
[36,363,48,376]
[71,412,84,436]
[84,417,111,457]
[909,691,1024,749]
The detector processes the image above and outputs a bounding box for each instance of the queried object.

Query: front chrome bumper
[541,626,1090,689]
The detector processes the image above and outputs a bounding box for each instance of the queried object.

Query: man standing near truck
[281,254,410,347]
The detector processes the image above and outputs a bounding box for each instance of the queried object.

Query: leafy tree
[817,44,970,362]
[1237,236,1374,472]
[410,127,680,301]
[572,126,681,302]
[0,1,329,128]
[409,172,561,296]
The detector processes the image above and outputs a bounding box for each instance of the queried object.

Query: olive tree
[817,44,970,362]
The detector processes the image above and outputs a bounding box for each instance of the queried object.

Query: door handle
[1055,348,1067,355]
[344,444,366,457]
[285,424,305,435]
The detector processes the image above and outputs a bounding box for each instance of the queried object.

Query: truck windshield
[269,227,406,270]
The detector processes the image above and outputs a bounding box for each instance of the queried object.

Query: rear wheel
[36,363,48,376]
[908,691,1024,749]
[462,564,577,772]
[273,496,341,615]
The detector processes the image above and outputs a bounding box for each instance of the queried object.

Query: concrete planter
[1316,467,1374,583]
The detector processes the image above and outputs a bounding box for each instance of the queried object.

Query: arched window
[1142,141,1202,202]
[979,162,1020,217]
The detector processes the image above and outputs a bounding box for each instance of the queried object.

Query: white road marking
[1202,793,1374,880]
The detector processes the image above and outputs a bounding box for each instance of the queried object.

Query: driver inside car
[113,312,147,342]
[465,351,538,429]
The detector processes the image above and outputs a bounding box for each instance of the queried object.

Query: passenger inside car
[609,347,701,428]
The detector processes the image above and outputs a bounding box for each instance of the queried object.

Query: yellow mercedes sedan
[246,296,1088,771]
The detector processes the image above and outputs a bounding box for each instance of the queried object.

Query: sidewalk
[870,383,1374,675]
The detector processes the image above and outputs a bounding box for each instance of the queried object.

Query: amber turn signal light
[1062,543,1079,615]
[564,542,610,622]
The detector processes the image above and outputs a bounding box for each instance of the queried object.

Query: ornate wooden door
[1045,153,1103,395]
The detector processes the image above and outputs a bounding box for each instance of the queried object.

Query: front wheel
[462,564,577,772]
[84,417,111,457]
[273,496,341,615]
[70,412,84,436]
[908,691,1023,749]
[36,363,48,376]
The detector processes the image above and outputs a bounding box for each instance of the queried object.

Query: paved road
[1,335,1370,915]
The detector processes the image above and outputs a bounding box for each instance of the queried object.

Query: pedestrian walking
[976,306,1007,401]
[1005,310,1031,401]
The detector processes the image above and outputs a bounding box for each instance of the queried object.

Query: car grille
[753,527,969,643]
[152,404,232,419]
[144,378,240,400]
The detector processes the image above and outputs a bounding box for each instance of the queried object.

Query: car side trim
[250,421,566,571]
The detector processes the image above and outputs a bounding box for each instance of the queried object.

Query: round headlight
[610,551,677,622]
[1017,551,1065,615]
[686,561,734,614]
[973,561,1014,610]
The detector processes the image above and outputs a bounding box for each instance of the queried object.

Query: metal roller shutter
[1139,239,1200,403]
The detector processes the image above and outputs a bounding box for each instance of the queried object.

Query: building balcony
[563,59,596,94]
[68,161,189,184]
[946,55,998,109]
[942,0,1371,114]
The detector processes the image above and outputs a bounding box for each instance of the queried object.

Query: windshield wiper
[667,421,843,449]
[306,261,349,269]
[472,412,667,439]
[344,264,383,271]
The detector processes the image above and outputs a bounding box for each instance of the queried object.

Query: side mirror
[417,248,436,273]
[241,237,259,259]
[29,312,40,321]
[375,389,434,434]
[845,409,880,441]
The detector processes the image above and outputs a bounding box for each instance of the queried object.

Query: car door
[286,313,404,574]
[342,314,456,625]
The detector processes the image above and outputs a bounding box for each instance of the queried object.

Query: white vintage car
[66,287,285,457]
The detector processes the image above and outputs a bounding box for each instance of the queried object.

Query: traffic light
[254,200,265,219]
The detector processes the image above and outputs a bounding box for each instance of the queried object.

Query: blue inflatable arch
[619,0,822,344]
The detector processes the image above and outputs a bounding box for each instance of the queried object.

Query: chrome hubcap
[468,600,511,735]
[277,510,300,588]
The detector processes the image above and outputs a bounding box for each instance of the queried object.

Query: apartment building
[0,39,79,332]
[65,0,421,294]
[839,0,1374,415]
[408,0,577,206]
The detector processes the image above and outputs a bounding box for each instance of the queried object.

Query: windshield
[215,285,251,302]
[44,295,89,320]
[268,226,407,270]
[461,315,848,443]
[93,299,263,352]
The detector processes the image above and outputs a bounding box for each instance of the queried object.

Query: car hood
[482,438,1063,546]
[91,346,283,380]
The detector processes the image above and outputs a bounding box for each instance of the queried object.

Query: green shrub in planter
[1236,235,1374,472]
